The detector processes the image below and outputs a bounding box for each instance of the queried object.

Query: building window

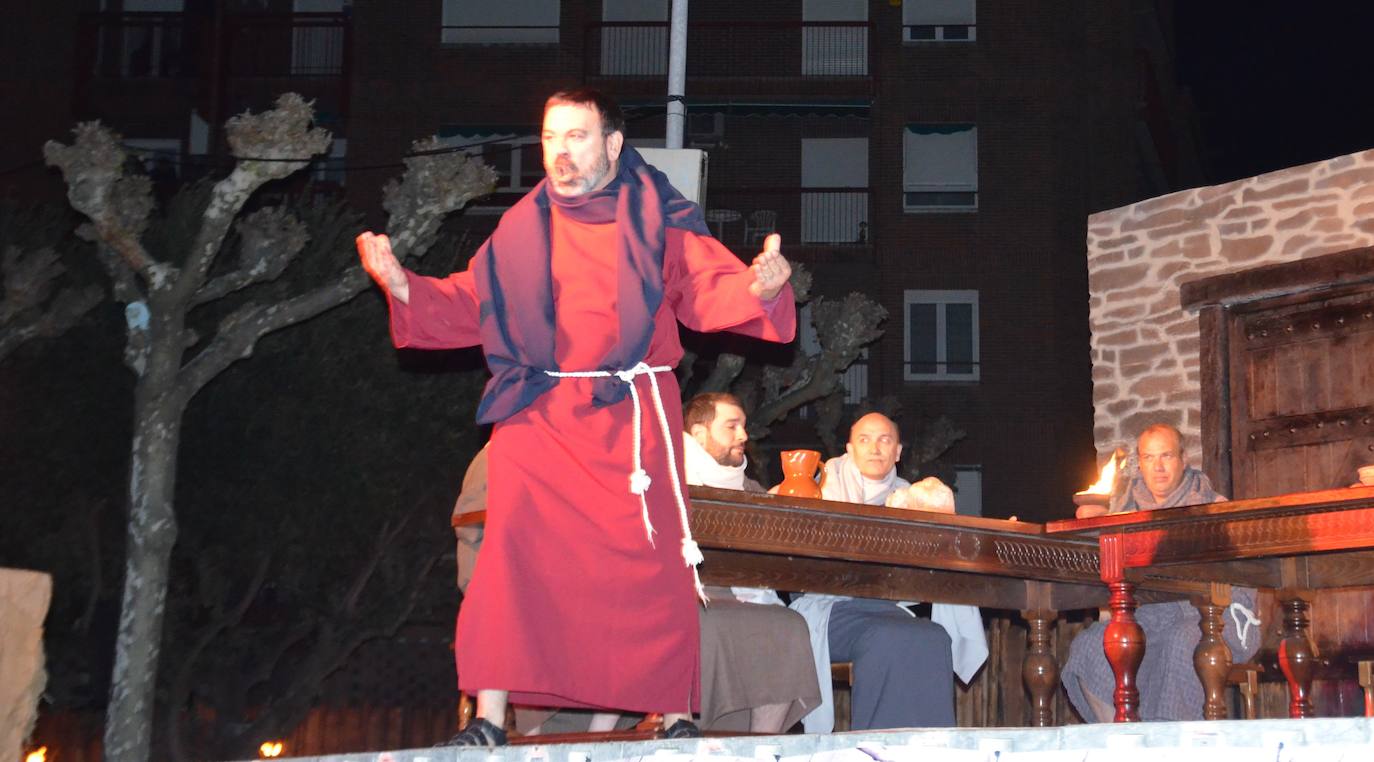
[801,138,869,244]
[123,138,182,177]
[904,289,979,381]
[436,128,539,212]
[903,0,976,43]
[600,0,667,76]
[312,137,347,188]
[104,0,186,79]
[798,304,868,405]
[903,124,977,211]
[802,0,868,76]
[291,1,348,76]
[954,465,982,516]
[441,0,560,45]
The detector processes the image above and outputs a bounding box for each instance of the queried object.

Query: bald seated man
[788,413,958,732]
[1062,424,1260,722]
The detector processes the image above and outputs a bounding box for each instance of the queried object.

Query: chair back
[743,209,777,245]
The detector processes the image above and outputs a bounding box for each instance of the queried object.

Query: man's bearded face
[700,403,749,468]
[542,103,619,197]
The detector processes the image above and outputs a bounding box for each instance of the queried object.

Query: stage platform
[235,717,1373,762]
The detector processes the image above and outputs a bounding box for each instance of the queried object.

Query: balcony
[585,21,873,99]
[221,13,351,120]
[78,12,194,81]
[74,12,351,126]
[73,12,200,123]
[703,187,871,251]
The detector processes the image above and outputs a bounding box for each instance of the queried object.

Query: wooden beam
[1180,246,1374,310]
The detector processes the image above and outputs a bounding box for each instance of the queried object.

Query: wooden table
[1045,485,1374,722]
[690,486,1119,726]
[458,486,1198,726]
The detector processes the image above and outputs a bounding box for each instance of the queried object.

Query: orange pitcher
[777,449,824,498]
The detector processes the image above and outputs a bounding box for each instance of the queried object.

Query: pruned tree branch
[904,415,967,473]
[381,137,498,259]
[698,352,746,393]
[175,94,331,304]
[208,525,445,757]
[44,123,158,279]
[74,499,108,635]
[749,292,886,435]
[191,207,309,307]
[166,554,273,762]
[177,264,371,399]
[0,245,104,362]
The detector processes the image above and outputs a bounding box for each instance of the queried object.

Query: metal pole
[666,0,688,149]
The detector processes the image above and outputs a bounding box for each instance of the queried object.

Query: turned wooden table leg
[1098,534,1143,723]
[1104,579,1144,722]
[1240,668,1260,720]
[1022,609,1059,727]
[1193,599,1231,720]
[1359,661,1373,718]
[1277,597,1315,718]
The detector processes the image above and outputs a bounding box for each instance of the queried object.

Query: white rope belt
[1229,601,1261,650]
[545,362,707,602]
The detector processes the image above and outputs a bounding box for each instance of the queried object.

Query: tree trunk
[103,386,184,762]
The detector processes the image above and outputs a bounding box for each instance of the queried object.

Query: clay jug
[777,449,823,498]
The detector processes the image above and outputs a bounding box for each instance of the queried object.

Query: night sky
[1175,2,1374,184]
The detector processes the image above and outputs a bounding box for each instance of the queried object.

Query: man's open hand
[748,233,791,301]
[356,232,410,304]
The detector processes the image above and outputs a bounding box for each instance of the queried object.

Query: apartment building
[11,0,1200,521]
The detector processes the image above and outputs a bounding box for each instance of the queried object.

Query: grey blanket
[1063,468,1262,721]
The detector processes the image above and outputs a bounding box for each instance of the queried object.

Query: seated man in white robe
[681,392,820,733]
[790,412,988,732]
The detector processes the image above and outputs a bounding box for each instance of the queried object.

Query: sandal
[664,719,703,739]
[438,717,508,748]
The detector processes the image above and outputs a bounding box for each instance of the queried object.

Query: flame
[25,747,47,762]
[1076,449,1123,495]
[259,741,284,758]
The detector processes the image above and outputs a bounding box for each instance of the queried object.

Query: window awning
[621,100,871,119]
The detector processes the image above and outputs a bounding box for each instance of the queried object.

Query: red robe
[388,208,795,713]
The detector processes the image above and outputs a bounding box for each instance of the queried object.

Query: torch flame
[259,741,284,758]
[25,747,48,762]
[1076,449,1124,495]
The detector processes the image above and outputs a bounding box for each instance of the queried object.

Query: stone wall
[1086,148,1374,455]
[1,568,51,762]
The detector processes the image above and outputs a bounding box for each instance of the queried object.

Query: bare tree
[0,215,103,361]
[688,265,886,445]
[43,93,496,762]
[163,502,449,762]
[686,264,965,480]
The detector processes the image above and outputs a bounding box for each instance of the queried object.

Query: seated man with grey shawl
[789,413,989,732]
[680,392,820,733]
[1063,423,1261,722]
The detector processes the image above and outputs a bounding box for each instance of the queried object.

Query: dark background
[1177,2,1374,183]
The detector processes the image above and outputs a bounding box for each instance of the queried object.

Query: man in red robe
[357,89,795,746]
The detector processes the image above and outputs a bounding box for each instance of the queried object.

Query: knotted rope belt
[545,362,707,602]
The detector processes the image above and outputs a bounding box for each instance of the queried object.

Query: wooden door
[1226,286,1374,499]
[1184,249,1374,717]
